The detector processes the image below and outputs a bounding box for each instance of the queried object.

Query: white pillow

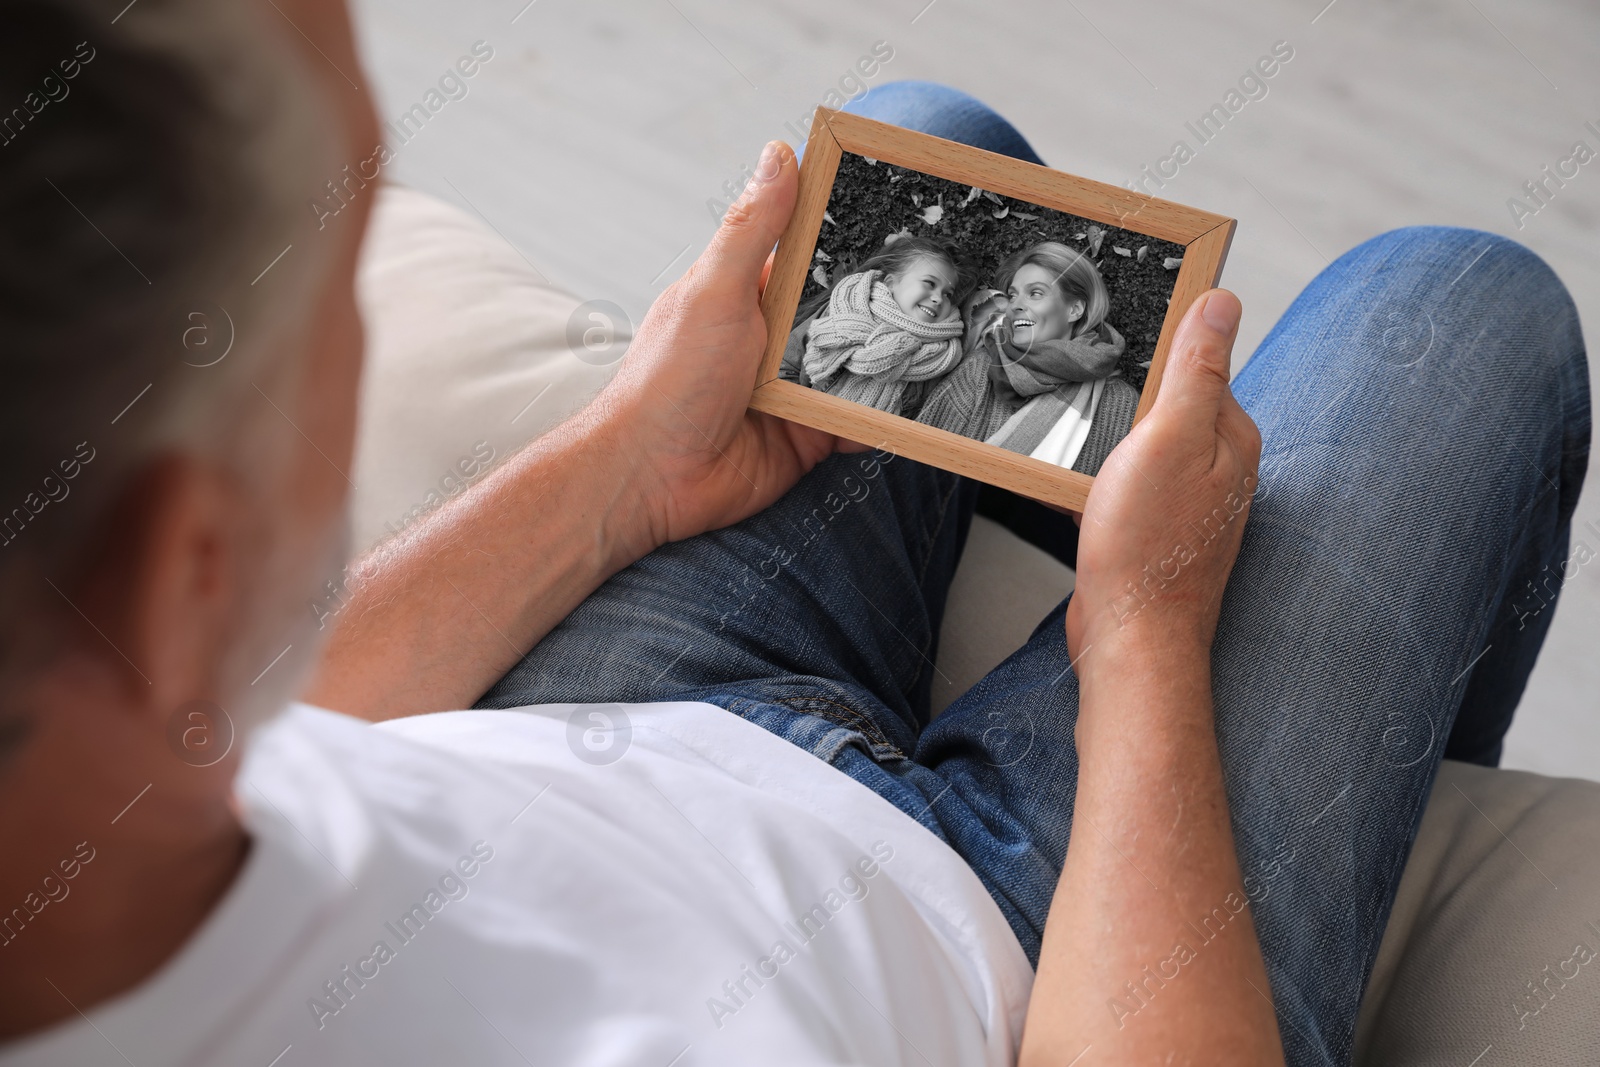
[349,184,625,555]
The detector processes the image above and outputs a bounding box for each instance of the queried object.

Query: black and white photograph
[777,149,1185,476]
[10,2,1599,1065]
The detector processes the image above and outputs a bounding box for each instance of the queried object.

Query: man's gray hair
[0,0,340,579]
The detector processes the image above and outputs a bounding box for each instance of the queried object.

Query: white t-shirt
[0,701,1033,1066]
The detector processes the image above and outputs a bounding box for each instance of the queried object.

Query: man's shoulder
[249,700,785,791]
[30,702,1029,1067]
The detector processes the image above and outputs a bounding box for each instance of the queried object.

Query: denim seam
[1555,335,1591,523]
[914,474,963,590]
[772,694,906,759]
[908,474,964,681]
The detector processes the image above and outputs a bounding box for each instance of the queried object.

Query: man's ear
[73,455,245,719]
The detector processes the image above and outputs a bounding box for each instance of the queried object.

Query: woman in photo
[779,236,973,418]
[917,241,1139,475]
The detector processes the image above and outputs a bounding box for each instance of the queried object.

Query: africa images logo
[566,705,631,766]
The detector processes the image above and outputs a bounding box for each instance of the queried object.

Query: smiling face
[885,255,959,323]
[1006,262,1086,346]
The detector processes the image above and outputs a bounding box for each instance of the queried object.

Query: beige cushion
[1355,760,1600,1065]
[933,515,1075,714]
[350,185,1600,1065]
[349,184,622,556]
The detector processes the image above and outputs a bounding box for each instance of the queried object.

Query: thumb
[705,140,798,282]
[1153,288,1241,427]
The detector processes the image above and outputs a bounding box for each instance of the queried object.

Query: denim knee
[838,80,1046,165]
[1344,225,1577,340]
[1240,224,1589,521]
[1333,225,1588,510]
[846,80,986,119]
[1302,227,1578,380]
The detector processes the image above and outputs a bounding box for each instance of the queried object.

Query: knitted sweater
[1069,375,1139,476]
[917,320,1124,443]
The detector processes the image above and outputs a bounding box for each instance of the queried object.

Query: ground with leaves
[796,150,1185,391]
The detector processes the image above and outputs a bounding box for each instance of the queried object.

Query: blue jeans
[479,82,1591,1066]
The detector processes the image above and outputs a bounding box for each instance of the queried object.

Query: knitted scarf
[987,378,1102,461]
[1072,376,1141,476]
[802,269,966,414]
[984,321,1131,465]
[917,318,1126,444]
[987,320,1126,401]
[986,374,1141,475]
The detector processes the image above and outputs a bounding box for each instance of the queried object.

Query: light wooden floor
[349,0,1600,779]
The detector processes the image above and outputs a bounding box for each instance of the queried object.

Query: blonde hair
[797,235,975,326]
[994,241,1110,340]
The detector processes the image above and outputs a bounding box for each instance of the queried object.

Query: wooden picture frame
[752,108,1236,511]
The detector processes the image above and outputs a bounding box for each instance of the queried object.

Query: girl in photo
[780,236,972,418]
[917,241,1137,475]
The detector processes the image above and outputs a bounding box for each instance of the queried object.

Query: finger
[701,140,798,284]
[759,250,776,296]
[1217,386,1263,475]
[1153,289,1241,430]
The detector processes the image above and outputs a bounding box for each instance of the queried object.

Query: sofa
[348,185,1600,1064]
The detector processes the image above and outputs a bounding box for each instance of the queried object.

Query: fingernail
[755,141,783,182]
[1201,290,1240,332]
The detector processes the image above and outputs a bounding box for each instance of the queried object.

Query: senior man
[0,1,1589,1066]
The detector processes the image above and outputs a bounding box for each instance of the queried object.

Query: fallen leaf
[883,227,913,246]
[863,157,878,165]
[991,204,1009,219]
[1162,256,1183,270]
[963,186,982,207]
[982,190,1004,205]
[823,210,836,226]
[1136,245,1148,263]
[1136,359,1153,368]
[1086,226,1106,256]
[1012,211,1038,221]
[813,248,832,262]
[1112,245,1131,257]
[911,193,923,206]
[921,203,944,225]
[1072,232,1086,240]
[812,264,829,287]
